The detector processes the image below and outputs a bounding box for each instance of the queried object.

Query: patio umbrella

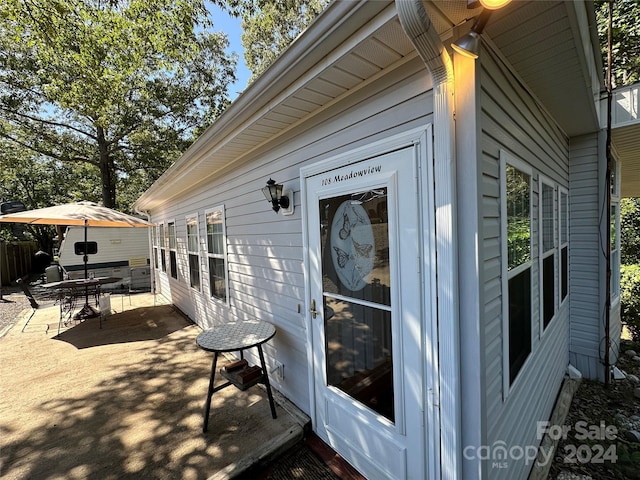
[0,201,153,315]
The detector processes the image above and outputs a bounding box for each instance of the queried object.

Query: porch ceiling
[608,83,640,198]
[135,0,603,211]
[472,0,602,138]
[614,123,640,198]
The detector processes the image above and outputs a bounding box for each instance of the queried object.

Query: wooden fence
[1,241,39,286]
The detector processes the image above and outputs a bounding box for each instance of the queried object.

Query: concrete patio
[0,293,309,479]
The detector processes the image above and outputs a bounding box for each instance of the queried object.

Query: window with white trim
[159,223,167,273]
[186,214,201,290]
[610,158,621,300]
[609,159,620,303]
[540,177,557,330]
[502,153,533,387]
[559,188,569,304]
[168,221,177,279]
[152,225,159,269]
[206,207,228,302]
[611,204,620,298]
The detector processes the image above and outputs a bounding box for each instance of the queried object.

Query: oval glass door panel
[319,189,393,422]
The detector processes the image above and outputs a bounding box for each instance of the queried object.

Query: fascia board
[135,0,391,211]
[567,0,604,129]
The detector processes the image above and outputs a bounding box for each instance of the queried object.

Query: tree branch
[0,107,97,139]
[0,131,98,167]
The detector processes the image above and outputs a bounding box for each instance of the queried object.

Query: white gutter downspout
[396,1,461,480]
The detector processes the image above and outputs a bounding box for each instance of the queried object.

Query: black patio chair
[15,277,39,310]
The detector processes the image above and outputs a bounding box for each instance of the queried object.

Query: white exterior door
[303,131,437,479]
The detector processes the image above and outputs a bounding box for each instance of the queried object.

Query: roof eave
[135,0,390,212]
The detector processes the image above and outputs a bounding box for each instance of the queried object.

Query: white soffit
[485,1,600,137]
[136,2,415,210]
[137,1,605,210]
[614,124,640,197]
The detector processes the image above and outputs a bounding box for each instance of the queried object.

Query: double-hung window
[559,188,569,304]
[159,223,167,273]
[186,214,201,290]
[206,206,228,303]
[168,221,177,279]
[610,159,621,300]
[152,225,159,270]
[501,153,533,388]
[540,177,557,330]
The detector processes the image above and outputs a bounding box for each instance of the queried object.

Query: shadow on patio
[0,294,306,480]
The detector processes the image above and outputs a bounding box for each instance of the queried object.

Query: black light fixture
[261,178,292,214]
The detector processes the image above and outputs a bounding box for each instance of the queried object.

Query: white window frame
[152,225,159,270]
[167,219,178,280]
[558,187,569,306]
[610,159,621,302]
[186,213,201,291]
[539,175,557,332]
[159,222,167,274]
[501,151,534,396]
[205,205,229,304]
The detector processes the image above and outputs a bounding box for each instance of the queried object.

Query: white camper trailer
[58,226,151,291]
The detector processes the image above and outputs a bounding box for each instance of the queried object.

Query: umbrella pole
[84,220,89,305]
[75,219,98,319]
[0,239,4,302]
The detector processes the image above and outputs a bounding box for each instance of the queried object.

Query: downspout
[396,1,460,479]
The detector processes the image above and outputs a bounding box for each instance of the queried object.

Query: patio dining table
[41,276,122,331]
[41,276,122,290]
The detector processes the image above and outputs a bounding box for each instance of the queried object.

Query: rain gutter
[134,0,384,212]
[396,1,461,479]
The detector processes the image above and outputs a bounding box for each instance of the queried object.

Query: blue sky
[206,2,251,100]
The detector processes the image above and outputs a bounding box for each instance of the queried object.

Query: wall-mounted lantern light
[261,178,294,215]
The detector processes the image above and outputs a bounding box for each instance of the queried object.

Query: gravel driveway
[0,285,30,335]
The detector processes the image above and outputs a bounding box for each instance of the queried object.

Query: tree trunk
[96,126,116,208]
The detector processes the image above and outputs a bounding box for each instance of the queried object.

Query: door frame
[300,126,442,479]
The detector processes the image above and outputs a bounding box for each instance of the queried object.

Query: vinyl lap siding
[480,45,570,480]
[568,134,606,380]
[148,58,434,414]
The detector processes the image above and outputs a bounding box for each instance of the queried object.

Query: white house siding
[154,259,172,302]
[148,57,434,414]
[568,133,622,381]
[568,134,601,379]
[609,301,622,366]
[479,45,570,480]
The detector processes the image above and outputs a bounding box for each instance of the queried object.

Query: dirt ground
[0,296,302,480]
[549,338,640,480]
[4,286,639,480]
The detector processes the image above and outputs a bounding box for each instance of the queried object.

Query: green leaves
[596,0,640,86]
[621,264,640,341]
[240,0,329,80]
[621,198,640,265]
[620,197,640,340]
[0,0,236,208]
